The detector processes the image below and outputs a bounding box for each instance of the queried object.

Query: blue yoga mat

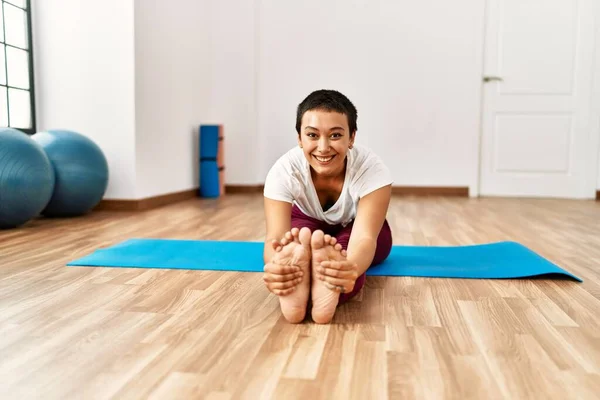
[67,238,582,282]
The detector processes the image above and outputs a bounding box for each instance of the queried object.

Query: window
[1,0,35,134]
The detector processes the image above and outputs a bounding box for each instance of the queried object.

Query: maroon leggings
[291,204,392,305]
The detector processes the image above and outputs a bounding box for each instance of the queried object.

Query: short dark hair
[295,89,357,136]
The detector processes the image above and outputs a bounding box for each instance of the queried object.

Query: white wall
[136,0,260,196]
[204,0,259,185]
[34,1,598,198]
[133,0,260,198]
[257,0,486,192]
[133,0,211,199]
[34,0,258,199]
[32,0,137,199]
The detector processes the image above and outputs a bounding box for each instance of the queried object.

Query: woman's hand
[263,262,303,296]
[315,260,359,294]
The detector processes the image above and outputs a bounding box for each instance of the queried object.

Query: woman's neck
[310,159,347,188]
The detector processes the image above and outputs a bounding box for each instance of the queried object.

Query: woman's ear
[349,131,356,148]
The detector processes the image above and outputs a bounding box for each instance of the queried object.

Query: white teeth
[315,155,334,162]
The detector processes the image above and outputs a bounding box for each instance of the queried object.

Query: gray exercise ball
[32,129,109,217]
[0,128,55,229]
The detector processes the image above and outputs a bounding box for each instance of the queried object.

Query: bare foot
[310,230,346,324]
[271,227,312,323]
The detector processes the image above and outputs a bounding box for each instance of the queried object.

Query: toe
[311,230,325,250]
[323,234,332,245]
[298,227,312,248]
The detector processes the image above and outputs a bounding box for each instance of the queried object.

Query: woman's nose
[317,138,329,153]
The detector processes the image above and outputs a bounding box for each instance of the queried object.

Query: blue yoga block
[199,125,224,198]
[200,125,219,159]
[200,160,220,198]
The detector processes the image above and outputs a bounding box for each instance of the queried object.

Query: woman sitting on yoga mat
[262,89,393,324]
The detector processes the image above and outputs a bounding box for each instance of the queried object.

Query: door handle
[483,76,503,83]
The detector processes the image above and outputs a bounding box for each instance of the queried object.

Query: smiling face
[297,109,355,179]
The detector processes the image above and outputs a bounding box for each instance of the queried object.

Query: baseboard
[226,185,469,197]
[391,186,469,197]
[95,185,469,212]
[225,185,264,194]
[95,189,198,212]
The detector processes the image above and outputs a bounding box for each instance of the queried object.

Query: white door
[479,0,600,198]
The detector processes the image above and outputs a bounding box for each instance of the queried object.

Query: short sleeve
[354,153,393,198]
[263,158,294,203]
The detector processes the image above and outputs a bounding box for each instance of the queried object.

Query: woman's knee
[372,220,392,265]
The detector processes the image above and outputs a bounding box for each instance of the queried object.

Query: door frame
[473,0,600,199]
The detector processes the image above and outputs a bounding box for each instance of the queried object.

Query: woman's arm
[315,184,392,293]
[263,197,292,264]
[346,184,392,276]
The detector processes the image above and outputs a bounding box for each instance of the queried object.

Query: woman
[262,89,393,324]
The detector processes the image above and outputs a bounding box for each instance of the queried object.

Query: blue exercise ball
[0,128,55,229]
[31,129,109,217]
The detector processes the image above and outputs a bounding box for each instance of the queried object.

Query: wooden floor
[1,194,600,399]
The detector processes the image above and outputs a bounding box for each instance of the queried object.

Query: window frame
[1,0,36,134]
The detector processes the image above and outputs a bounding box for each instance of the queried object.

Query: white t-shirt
[263,144,393,226]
